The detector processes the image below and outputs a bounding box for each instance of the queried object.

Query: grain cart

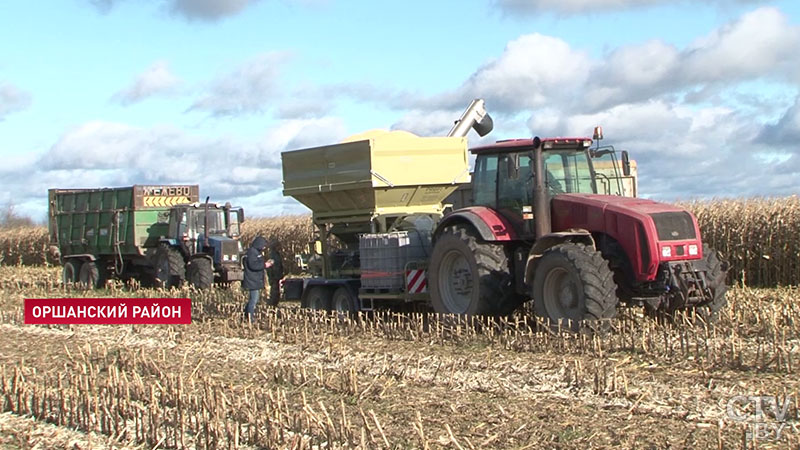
[280,100,494,311]
[48,185,245,289]
[282,100,728,324]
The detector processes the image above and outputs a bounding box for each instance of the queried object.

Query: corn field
[678,196,800,286]
[3,197,800,287]
[0,266,799,448]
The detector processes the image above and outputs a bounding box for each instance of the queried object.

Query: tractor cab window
[497,152,533,213]
[178,211,188,238]
[193,209,226,236]
[228,210,241,236]
[473,154,498,207]
[591,150,626,196]
[543,150,595,196]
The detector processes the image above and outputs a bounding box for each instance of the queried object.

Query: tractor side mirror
[237,208,245,224]
[621,151,631,177]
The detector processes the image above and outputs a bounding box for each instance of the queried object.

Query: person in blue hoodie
[243,235,267,322]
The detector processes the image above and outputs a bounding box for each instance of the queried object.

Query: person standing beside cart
[243,236,268,322]
[265,239,284,306]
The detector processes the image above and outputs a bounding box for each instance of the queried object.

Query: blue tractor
[156,201,245,288]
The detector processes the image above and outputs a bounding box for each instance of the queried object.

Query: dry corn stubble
[0,265,798,448]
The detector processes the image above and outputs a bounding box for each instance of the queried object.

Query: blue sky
[1,0,799,220]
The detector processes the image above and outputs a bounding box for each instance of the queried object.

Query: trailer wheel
[155,244,185,288]
[62,260,79,285]
[429,225,514,316]
[78,261,104,289]
[532,243,617,331]
[187,258,213,289]
[303,286,332,311]
[695,245,728,323]
[332,286,358,314]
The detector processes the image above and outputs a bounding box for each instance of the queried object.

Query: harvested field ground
[0,266,798,449]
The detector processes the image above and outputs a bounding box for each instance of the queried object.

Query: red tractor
[430,130,728,326]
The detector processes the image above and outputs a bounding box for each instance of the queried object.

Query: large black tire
[303,286,332,311]
[78,261,104,289]
[532,243,618,330]
[62,260,79,285]
[429,226,518,316]
[187,257,213,289]
[332,286,358,314]
[696,245,728,323]
[155,244,185,289]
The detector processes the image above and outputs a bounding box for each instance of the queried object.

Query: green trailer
[48,185,245,288]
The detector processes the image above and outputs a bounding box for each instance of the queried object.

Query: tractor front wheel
[695,245,728,323]
[532,243,618,331]
[187,258,214,289]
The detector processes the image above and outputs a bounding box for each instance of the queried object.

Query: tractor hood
[202,234,243,266]
[551,194,703,282]
[552,194,688,217]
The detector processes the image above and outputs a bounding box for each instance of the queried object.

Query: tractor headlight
[232,254,238,261]
[661,246,672,258]
[688,244,698,256]
[223,254,230,261]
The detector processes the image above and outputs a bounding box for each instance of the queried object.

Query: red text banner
[24,298,191,325]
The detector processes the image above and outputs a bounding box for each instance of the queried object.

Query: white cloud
[389,110,461,137]
[370,7,800,114]
[581,7,800,110]
[111,61,182,105]
[759,95,800,147]
[680,7,800,84]
[456,34,591,112]
[12,117,347,218]
[0,82,32,121]
[189,52,290,117]
[525,99,799,199]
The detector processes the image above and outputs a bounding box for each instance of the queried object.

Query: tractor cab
[165,202,245,285]
[470,134,631,238]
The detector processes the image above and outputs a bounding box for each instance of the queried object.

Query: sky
[1,0,799,220]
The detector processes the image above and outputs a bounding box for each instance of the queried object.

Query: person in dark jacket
[265,239,284,306]
[243,235,268,322]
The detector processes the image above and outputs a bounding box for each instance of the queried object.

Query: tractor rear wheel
[429,225,516,316]
[62,260,79,285]
[532,243,618,331]
[155,244,185,289]
[303,286,332,311]
[78,261,104,289]
[187,258,213,289]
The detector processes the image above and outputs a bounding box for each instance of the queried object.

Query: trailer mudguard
[435,206,518,242]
